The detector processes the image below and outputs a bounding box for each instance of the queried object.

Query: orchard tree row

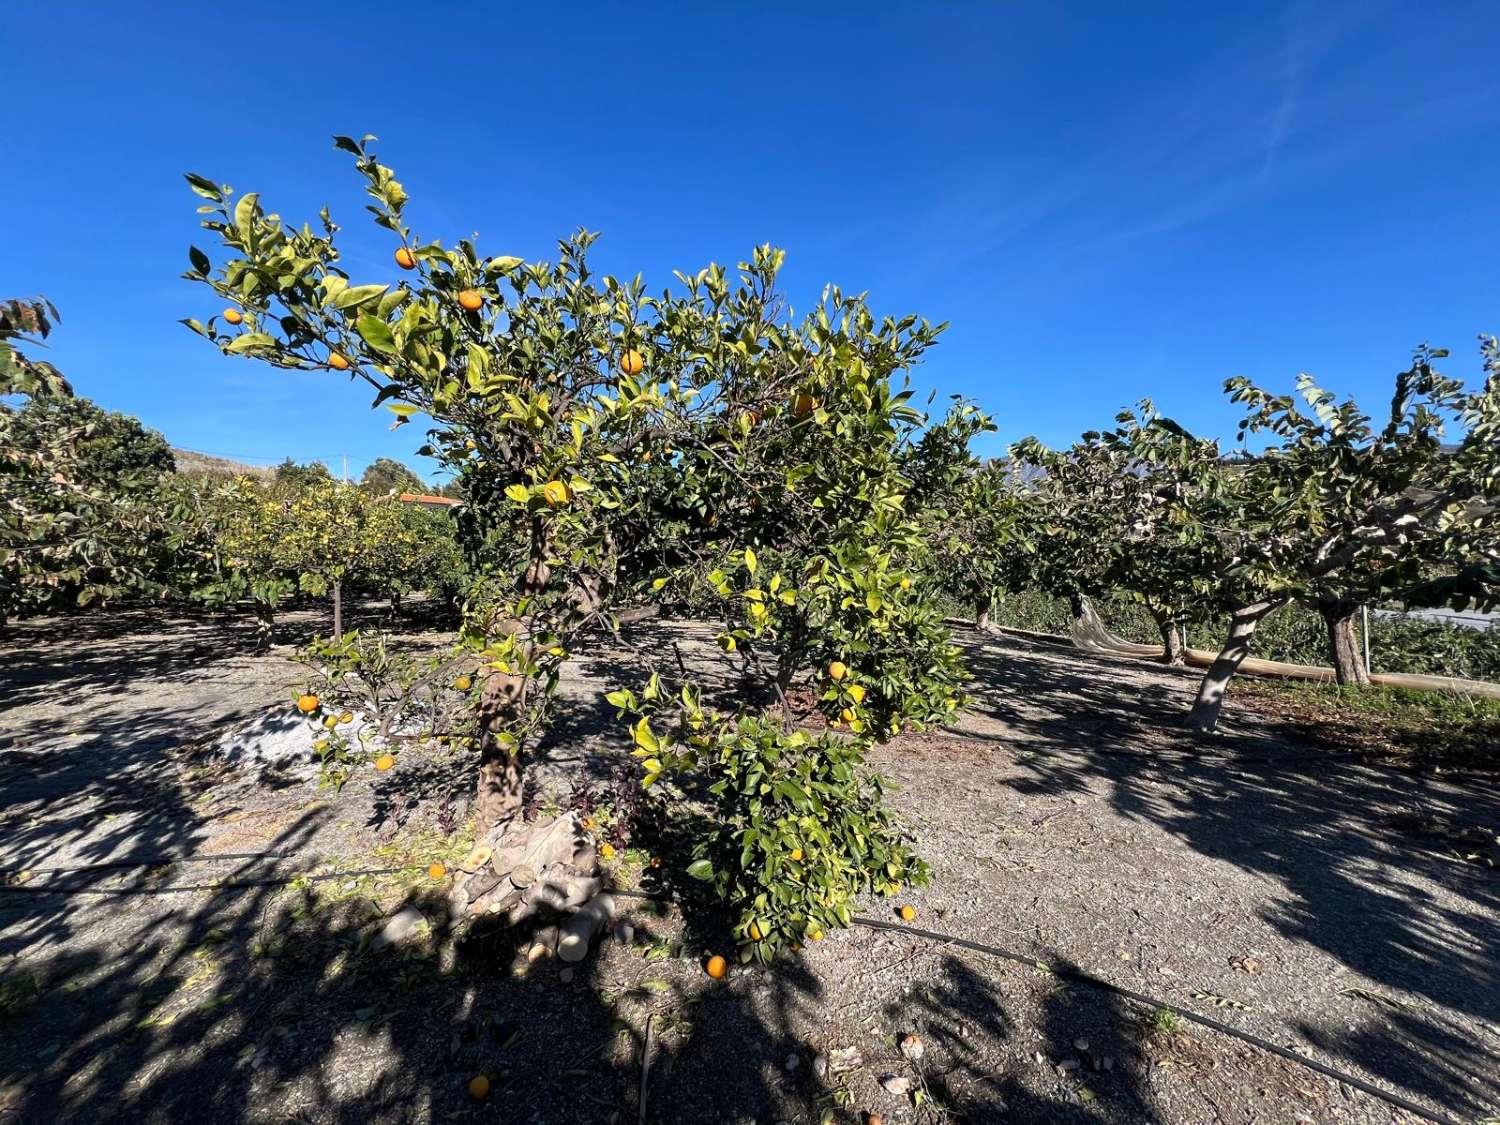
[1,306,462,636]
[173,135,1499,947]
[927,347,1500,731]
[9,131,1496,956]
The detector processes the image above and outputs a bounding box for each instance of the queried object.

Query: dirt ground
[1,606,1496,1124]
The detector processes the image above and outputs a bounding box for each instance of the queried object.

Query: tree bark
[252,598,275,649]
[332,580,343,641]
[472,517,552,835]
[1187,599,1288,733]
[975,594,993,631]
[1156,613,1185,665]
[1319,599,1370,686]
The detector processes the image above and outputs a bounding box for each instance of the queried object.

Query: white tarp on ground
[207,708,377,779]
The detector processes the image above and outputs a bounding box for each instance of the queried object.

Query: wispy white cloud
[874,0,1498,302]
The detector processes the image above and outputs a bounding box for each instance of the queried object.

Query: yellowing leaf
[633,717,659,753]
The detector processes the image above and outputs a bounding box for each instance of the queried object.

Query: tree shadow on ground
[1,810,643,1123]
[882,953,1162,1123]
[0,809,886,1124]
[957,628,1500,1119]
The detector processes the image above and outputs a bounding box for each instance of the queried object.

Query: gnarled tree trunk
[252,598,276,649]
[1187,598,1288,733]
[975,594,993,631]
[1318,598,1369,685]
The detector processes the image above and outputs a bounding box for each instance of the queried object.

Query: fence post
[1362,605,1371,675]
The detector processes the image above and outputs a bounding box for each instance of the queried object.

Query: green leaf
[386,403,418,418]
[333,284,389,311]
[686,859,714,881]
[504,483,531,503]
[184,173,222,201]
[225,332,275,354]
[188,246,212,274]
[744,547,757,574]
[356,315,396,354]
[234,192,259,240]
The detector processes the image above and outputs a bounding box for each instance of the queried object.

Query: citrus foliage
[291,631,476,789]
[203,474,462,641]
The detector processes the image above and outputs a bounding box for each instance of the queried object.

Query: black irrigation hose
[8,851,297,874]
[0,868,1465,1123]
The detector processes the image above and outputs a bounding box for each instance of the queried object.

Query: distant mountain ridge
[171,448,274,477]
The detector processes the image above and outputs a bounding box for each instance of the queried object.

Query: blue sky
[5,2,1498,483]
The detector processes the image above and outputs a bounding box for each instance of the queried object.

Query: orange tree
[357,493,467,615]
[603,281,972,957]
[203,474,459,642]
[182,137,971,949]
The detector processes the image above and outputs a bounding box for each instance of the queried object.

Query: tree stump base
[448,811,615,964]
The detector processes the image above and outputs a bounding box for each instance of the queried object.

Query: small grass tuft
[1147,1006,1184,1034]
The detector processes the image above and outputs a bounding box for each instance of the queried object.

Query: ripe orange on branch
[619,349,644,376]
[222,307,243,325]
[827,661,847,682]
[394,246,417,270]
[542,480,571,506]
[296,694,320,714]
[468,1075,490,1101]
[328,352,350,371]
[457,289,483,311]
[705,954,727,979]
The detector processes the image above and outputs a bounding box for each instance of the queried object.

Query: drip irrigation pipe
[5,851,296,875]
[0,868,1467,1123]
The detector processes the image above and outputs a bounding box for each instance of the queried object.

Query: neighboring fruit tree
[949,344,1500,733]
[202,474,463,644]
[1,297,180,623]
[182,137,974,953]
